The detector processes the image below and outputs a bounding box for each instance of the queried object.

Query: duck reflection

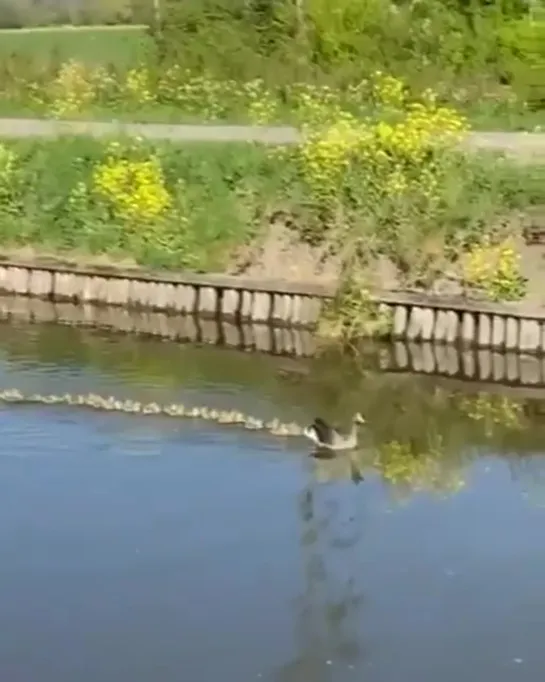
[310,448,365,486]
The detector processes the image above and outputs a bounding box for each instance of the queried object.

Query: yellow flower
[296,76,467,207]
[93,145,171,223]
[462,237,525,301]
[125,67,155,105]
[49,60,100,118]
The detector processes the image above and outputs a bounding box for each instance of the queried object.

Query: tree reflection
[305,389,534,502]
[274,473,364,681]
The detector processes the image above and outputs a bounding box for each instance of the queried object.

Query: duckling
[230,411,246,424]
[161,404,177,417]
[286,422,304,437]
[266,418,281,431]
[244,416,263,430]
[270,421,296,437]
[142,402,161,415]
[163,403,185,417]
[303,413,365,451]
[217,410,236,424]
[103,396,117,410]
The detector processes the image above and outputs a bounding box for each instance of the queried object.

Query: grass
[0,129,543,285]
[0,79,543,325]
[464,102,545,133]
[0,24,151,67]
[0,136,288,271]
[0,26,543,131]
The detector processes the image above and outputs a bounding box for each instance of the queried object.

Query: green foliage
[0,1,544,130]
[0,137,285,270]
[0,1,544,129]
[149,0,545,126]
[0,100,542,292]
[497,18,545,106]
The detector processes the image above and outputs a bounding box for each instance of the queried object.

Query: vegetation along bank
[1,78,545,344]
[0,0,544,131]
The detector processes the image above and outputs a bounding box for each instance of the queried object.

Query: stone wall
[0,260,330,329]
[2,258,545,353]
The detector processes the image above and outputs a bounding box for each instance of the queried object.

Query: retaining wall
[376,291,545,354]
[1,258,545,353]
[0,259,330,329]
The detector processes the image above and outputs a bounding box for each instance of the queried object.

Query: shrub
[496,18,545,107]
[291,75,470,276]
[0,137,281,270]
[92,141,172,222]
[461,235,527,300]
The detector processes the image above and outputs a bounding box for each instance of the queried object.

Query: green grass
[0,25,152,67]
[0,134,543,288]
[0,136,289,271]
[0,25,543,131]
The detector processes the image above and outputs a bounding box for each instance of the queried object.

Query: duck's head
[354,412,365,424]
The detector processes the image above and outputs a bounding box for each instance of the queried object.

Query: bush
[0,1,543,129]
[497,18,545,107]
[0,137,285,270]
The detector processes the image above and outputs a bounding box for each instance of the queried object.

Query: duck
[303,412,365,451]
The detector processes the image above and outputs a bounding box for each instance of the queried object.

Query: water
[1,321,545,681]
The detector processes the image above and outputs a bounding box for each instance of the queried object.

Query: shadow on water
[3,320,545,680]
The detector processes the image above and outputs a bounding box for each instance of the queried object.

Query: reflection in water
[509,455,545,508]
[1,320,545,500]
[276,477,364,681]
[2,321,545,680]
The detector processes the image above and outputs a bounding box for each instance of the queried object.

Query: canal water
[1,320,545,682]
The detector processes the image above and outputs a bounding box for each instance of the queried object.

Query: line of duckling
[0,388,304,437]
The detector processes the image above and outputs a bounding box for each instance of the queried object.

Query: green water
[1,320,545,682]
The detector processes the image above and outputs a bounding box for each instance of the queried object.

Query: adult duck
[303,412,365,451]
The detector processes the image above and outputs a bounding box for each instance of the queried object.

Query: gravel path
[1,118,545,158]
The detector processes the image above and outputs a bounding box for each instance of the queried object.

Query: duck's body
[303,413,365,451]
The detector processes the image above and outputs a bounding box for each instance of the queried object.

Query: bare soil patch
[229,223,341,286]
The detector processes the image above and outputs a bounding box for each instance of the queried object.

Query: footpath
[0,118,544,158]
